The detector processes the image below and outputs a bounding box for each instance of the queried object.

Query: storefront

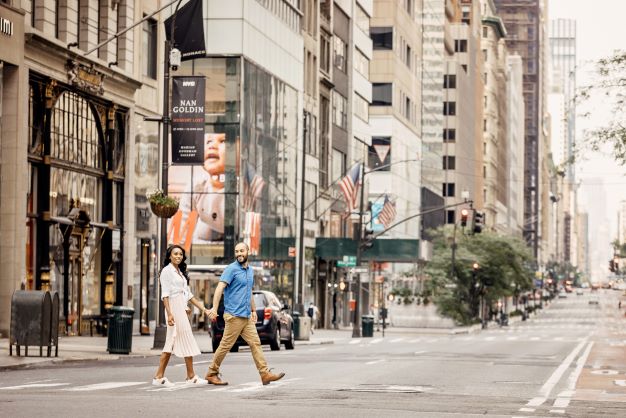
[26,71,128,336]
[170,57,299,307]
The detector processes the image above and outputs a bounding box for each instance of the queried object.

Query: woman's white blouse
[159,263,194,301]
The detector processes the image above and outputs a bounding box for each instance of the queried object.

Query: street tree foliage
[424,226,534,325]
[578,51,626,164]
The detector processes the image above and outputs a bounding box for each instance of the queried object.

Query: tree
[424,226,534,325]
[578,51,626,164]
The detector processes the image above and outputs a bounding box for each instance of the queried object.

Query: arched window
[50,91,104,171]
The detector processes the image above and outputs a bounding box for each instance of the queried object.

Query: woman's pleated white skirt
[162,294,201,357]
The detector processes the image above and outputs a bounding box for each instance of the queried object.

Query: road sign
[337,256,356,267]
[351,267,368,274]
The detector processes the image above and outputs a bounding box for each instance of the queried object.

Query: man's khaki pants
[207,313,269,376]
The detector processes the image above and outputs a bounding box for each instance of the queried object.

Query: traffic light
[473,211,485,234]
[362,228,374,249]
[460,209,469,227]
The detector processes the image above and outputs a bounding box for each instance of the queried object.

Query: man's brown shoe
[206,374,228,385]
[260,371,285,385]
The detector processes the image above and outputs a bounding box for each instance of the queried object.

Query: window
[404,0,413,15]
[404,96,411,120]
[443,183,456,197]
[333,36,347,73]
[483,26,489,38]
[484,96,487,109]
[461,6,470,24]
[368,137,391,170]
[355,48,369,77]
[405,44,411,68]
[372,83,392,106]
[443,156,456,170]
[356,5,369,34]
[332,149,346,183]
[332,91,347,129]
[483,119,487,131]
[443,128,456,142]
[371,27,393,50]
[454,39,467,52]
[446,210,456,224]
[443,74,456,89]
[319,95,330,188]
[304,111,317,156]
[305,181,317,220]
[443,101,456,116]
[483,49,488,63]
[142,17,157,79]
[320,31,331,74]
[354,94,369,122]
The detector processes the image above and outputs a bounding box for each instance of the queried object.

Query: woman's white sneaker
[152,377,175,387]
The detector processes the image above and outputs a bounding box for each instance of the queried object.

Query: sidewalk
[0,330,337,371]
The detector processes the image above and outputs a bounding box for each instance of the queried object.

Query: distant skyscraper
[550,19,577,181]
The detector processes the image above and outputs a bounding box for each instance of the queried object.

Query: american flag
[242,163,265,212]
[243,211,261,255]
[378,195,397,228]
[339,163,361,212]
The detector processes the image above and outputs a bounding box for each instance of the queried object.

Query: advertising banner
[171,76,205,164]
[164,0,206,61]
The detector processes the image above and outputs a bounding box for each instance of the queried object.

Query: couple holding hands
[152,243,285,387]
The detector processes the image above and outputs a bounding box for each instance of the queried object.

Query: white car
[576,289,584,295]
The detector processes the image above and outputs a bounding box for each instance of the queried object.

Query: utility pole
[153,0,183,349]
[296,111,308,313]
[352,164,366,338]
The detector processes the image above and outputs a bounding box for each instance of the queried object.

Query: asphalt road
[1,289,624,418]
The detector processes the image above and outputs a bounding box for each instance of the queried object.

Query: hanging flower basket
[147,189,180,218]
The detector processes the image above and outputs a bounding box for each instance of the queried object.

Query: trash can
[107,306,134,354]
[361,315,374,337]
[292,311,300,338]
[292,311,311,341]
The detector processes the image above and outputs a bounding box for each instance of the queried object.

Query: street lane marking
[567,342,593,390]
[527,397,546,407]
[506,336,519,341]
[390,338,404,343]
[64,382,145,391]
[553,398,570,408]
[549,410,565,414]
[175,360,210,367]
[484,336,495,341]
[349,339,361,345]
[414,350,427,355]
[370,338,383,344]
[591,369,618,375]
[518,408,535,412]
[365,359,386,365]
[614,380,626,386]
[540,339,587,397]
[409,338,423,343]
[0,383,70,390]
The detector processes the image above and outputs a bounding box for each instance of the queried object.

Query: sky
[549,0,626,279]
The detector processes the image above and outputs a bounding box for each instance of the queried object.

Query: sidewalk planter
[9,290,59,357]
[107,306,135,354]
[361,315,374,337]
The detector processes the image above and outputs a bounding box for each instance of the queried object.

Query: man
[205,242,285,385]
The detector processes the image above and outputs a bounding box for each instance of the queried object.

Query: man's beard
[237,255,248,264]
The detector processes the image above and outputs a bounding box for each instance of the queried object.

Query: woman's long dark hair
[161,245,190,284]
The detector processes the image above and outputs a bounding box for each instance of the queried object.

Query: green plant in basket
[147,189,179,218]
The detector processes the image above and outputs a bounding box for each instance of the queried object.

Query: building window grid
[443,156,455,170]
[333,36,347,73]
[332,91,348,129]
[142,17,157,79]
[354,93,369,122]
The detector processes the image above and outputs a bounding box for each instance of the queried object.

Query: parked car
[558,290,567,298]
[576,289,584,295]
[588,295,600,305]
[209,290,295,352]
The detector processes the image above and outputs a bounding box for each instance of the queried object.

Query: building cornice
[482,16,507,39]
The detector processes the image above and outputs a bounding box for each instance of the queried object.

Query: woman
[152,245,209,387]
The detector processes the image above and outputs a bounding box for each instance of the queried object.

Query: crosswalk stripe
[390,338,404,343]
[65,382,146,391]
[349,339,361,345]
[0,383,70,390]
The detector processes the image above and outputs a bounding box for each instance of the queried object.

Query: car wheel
[284,326,295,350]
[269,326,281,351]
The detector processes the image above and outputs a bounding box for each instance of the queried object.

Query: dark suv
[209,290,295,352]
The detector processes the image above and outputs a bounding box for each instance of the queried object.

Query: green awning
[315,238,419,262]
